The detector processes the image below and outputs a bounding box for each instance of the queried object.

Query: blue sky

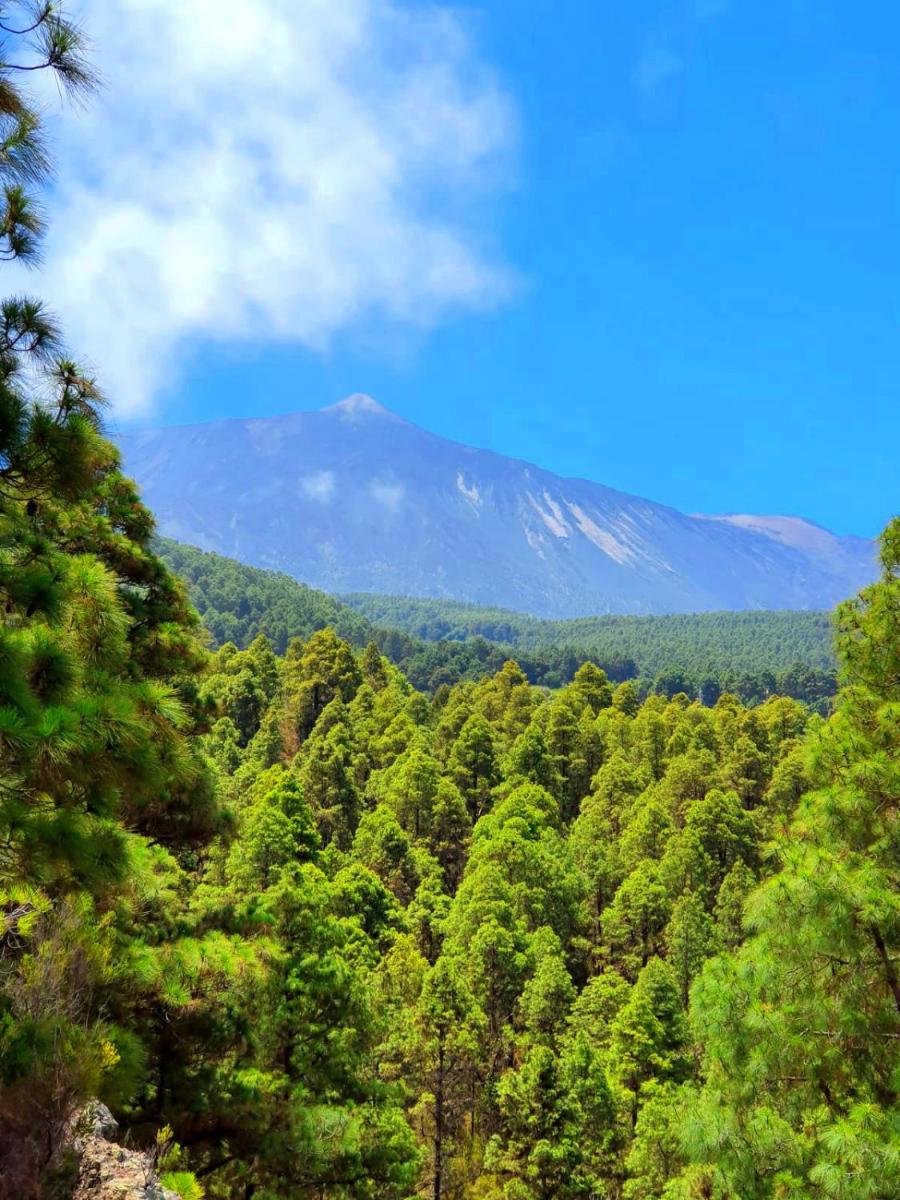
[38,1,899,537]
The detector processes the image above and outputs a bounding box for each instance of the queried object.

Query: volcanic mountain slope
[124,394,875,617]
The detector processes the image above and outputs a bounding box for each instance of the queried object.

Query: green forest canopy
[159,539,838,707]
[9,500,900,1198]
[340,591,837,673]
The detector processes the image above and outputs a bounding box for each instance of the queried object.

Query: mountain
[125,395,876,618]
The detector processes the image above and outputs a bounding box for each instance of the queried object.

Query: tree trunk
[433,1042,445,1200]
[871,924,900,1015]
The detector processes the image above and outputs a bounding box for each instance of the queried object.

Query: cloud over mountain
[30,1,516,414]
[124,397,876,617]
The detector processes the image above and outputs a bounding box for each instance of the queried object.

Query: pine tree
[0,11,227,1192]
[505,724,558,792]
[623,1083,684,1200]
[569,661,613,714]
[414,955,484,1200]
[666,891,718,1005]
[605,862,672,977]
[487,1032,616,1200]
[676,519,900,1198]
[448,713,500,823]
[607,959,690,1124]
[518,930,576,1047]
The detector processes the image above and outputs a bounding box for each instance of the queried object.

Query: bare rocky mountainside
[124,394,875,617]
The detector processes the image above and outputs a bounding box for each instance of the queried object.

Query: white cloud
[370,478,405,511]
[28,0,517,414]
[300,470,336,502]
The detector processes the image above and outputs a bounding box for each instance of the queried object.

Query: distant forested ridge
[340,592,836,674]
[159,537,376,648]
[159,539,838,708]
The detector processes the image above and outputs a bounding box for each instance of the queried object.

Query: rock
[72,1135,180,1199]
[69,1107,180,1200]
[80,1101,120,1141]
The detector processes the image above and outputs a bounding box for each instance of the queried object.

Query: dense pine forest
[0,9,897,1200]
[6,437,900,1197]
[160,540,838,709]
[339,593,836,675]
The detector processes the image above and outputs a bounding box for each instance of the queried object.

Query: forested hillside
[159,537,376,649]
[184,627,819,1197]
[160,539,838,708]
[11,504,899,1197]
[340,593,836,674]
[180,563,899,1196]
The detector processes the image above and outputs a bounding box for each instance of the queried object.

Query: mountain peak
[697,513,840,554]
[326,393,394,419]
[124,406,877,618]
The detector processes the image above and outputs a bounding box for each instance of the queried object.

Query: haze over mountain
[125,395,875,618]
